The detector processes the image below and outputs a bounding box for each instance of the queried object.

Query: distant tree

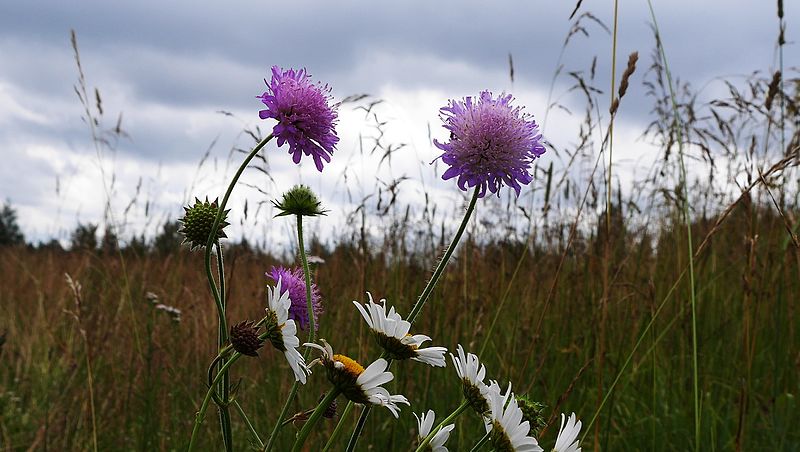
[37,239,64,252]
[124,233,148,256]
[0,201,25,246]
[101,225,119,254]
[71,223,98,251]
[153,220,181,255]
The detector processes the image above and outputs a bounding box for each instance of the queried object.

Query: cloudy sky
[0,0,794,248]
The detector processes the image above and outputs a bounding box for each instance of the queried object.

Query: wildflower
[553,413,582,452]
[485,383,543,452]
[154,303,182,323]
[433,91,546,197]
[451,344,492,415]
[178,197,230,250]
[264,277,310,383]
[415,409,455,452]
[230,320,264,357]
[272,185,327,217]
[353,293,447,367]
[304,339,409,417]
[257,66,339,172]
[266,266,322,331]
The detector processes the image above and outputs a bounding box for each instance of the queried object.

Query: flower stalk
[290,389,341,452]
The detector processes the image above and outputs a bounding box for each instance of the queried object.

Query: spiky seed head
[230,320,264,357]
[272,185,327,217]
[515,395,547,436]
[179,197,230,250]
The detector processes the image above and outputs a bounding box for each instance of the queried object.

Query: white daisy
[304,339,410,418]
[450,344,493,415]
[415,409,455,452]
[484,383,543,452]
[553,413,581,452]
[265,277,310,384]
[353,293,447,367]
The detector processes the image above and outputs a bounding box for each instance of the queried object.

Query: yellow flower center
[333,354,364,377]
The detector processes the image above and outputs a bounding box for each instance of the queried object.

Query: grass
[1,199,798,450]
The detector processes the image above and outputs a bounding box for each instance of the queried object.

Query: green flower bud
[272,185,327,217]
[178,197,230,251]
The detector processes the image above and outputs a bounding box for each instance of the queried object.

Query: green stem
[322,400,354,451]
[263,213,317,451]
[291,389,340,452]
[469,431,491,452]
[344,188,480,451]
[233,400,265,449]
[203,133,273,343]
[297,214,316,342]
[408,188,480,323]
[215,243,233,452]
[414,400,470,452]
[645,3,700,449]
[264,377,301,451]
[198,134,271,450]
[187,353,241,452]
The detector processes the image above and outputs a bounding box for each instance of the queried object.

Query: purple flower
[258,66,339,172]
[433,91,546,197]
[267,266,322,331]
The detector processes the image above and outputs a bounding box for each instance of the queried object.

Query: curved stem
[291,389,340,452]
[198,134,272,450]
[469,431,491,452]
[414,400,470,452]
[345,189,479,451]
[202,133,274,340]
[187,353,241,452]
[408,188,479,323]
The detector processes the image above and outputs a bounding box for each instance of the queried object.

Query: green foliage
[0,201,24,246]
[70,223,98,251]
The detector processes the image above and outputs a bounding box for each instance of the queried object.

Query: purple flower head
[267,266,322,331]
[258,66,339,172]
[433,91,546,197]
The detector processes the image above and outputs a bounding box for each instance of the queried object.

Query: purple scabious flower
[267,266,322,331]
[257,66,339,172]
[433,91,546,197]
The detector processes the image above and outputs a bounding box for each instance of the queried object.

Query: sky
[0,0,794,249]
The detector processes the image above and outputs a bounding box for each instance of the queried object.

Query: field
[1,1,800,451]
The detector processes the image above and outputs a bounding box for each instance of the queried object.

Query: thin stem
[322,401,354,451]
[215,242,233,452]
[645,3,700,449]
[581,266,688,440]
[291,389,340,452]
[408,188,480,323]
[345,405,371,452]
[345,189,480,451]
[187,353,241,452]
[264,380,301,451]
[297,214,316,342]
[469,431,491,452]
[198,134,272,450]
[414,400,470,452]
[233,400,265,449]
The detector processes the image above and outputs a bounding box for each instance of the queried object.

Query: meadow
[1,2,799,451]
